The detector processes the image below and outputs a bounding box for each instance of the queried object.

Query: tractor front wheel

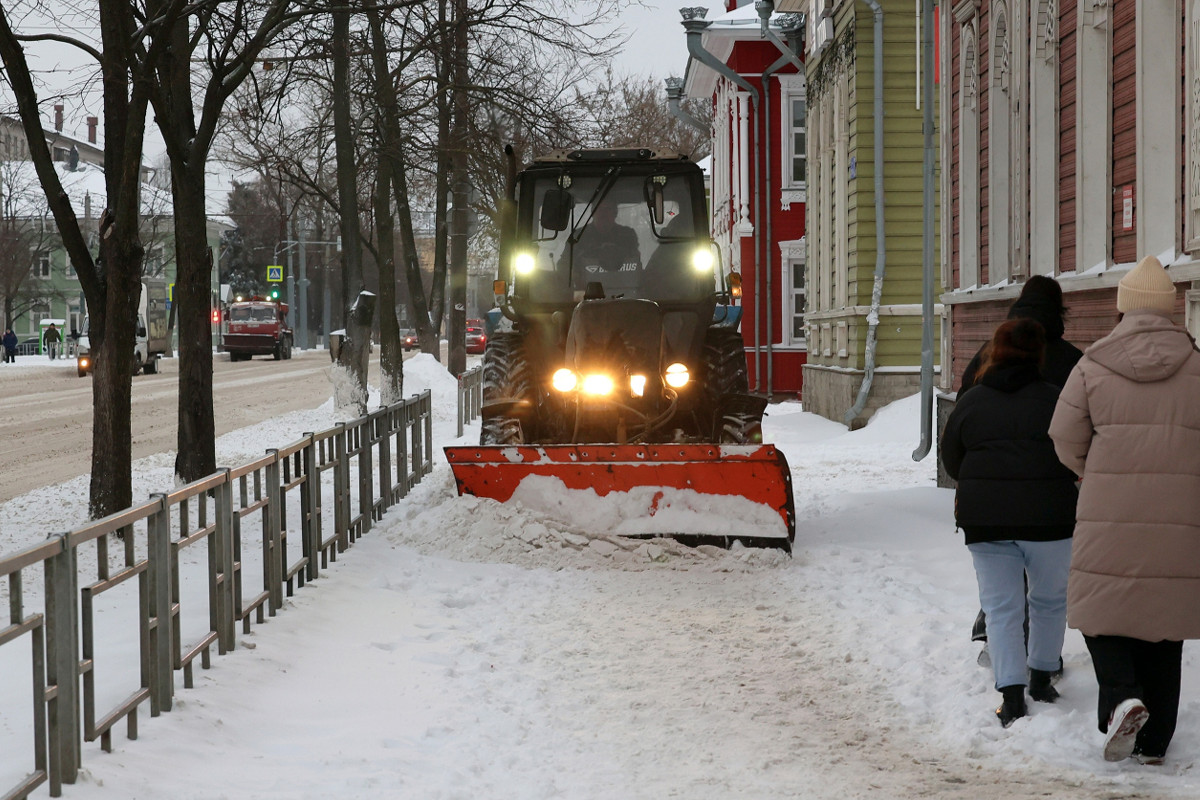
[480,332,535,445]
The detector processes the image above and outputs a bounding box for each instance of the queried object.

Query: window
[31,298,51,332]
[36,251,51,278]
[790,97,807,184]
[959,21,980,288]
[778,240,807,349]
[779,76,808,205]
[790,266,806,347]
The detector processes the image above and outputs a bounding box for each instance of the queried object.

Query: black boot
[996,685,1026,728]
[1029,669,1060,703]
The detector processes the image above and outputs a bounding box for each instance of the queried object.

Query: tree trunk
[332,4,369,413]
[172,168,218,482]
[447,0,469,377]
[428,0,453,347]
[88,215,142,519]
[366,2,404,405]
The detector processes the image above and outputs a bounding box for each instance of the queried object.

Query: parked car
[465,325,486,355]
[15,337,40,356]
[401,329,419,351]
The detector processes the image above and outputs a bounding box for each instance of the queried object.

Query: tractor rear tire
[480,332,534,446]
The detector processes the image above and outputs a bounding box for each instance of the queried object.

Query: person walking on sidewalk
[942,318,1079,728]
[1050,255,1200,765]
[2,327,16,363]
[43,322,61,360]
[959,276,1084,666]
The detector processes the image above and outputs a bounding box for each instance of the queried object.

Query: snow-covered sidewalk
[3,360,1197,799]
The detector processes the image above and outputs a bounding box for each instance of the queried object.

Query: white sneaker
[1103,698,1149,762]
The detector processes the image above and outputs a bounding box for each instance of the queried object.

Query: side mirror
[540,188,573,231]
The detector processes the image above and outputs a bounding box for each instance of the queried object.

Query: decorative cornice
[953,0,980,24]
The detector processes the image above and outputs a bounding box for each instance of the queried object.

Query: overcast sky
[614,1,726,81]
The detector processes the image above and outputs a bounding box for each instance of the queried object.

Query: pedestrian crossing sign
[267,265,283,282]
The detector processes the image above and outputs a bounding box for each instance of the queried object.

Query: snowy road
[2,357,1196,799]
[0,349,380,504]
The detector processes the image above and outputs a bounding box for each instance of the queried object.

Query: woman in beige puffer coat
[1049,255,1200,765]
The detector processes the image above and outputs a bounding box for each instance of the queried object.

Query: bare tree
[141,0,318,483]
[213,0,635,396]
[576,70,713,158]
[0,1,152,520]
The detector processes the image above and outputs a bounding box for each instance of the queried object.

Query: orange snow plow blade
[444,444,795,552]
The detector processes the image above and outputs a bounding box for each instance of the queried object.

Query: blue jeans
[968,539,1071,690]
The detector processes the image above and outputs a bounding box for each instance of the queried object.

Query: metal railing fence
[0,390,433,800]
[456,365,483,438]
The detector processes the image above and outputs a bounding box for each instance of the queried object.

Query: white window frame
[1187,0,1200,252]
[1138,2,1179,259]
[1187,289,1200,340]
[959,19,980,288]
[35,250,51,279]
[779,75,808,208]
[778,239,807,349]
[1075,0,1112,271]
[988,1,1013,284]
[1030,0,1058,276]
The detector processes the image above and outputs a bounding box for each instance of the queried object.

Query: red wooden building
[679,2,808,399]
[940,0,1200,389]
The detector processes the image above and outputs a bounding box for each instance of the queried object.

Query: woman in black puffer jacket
[941,318,1079,728]
[959,276,1083,658]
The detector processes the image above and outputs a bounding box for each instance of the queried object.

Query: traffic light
[270,289,280,300]
[211,309,221,324]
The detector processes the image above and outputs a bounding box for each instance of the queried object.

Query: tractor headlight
[691,248,714,272]
[664,362,689,388]
[552,368,578,392]
[629,374,647,397]
[513,251,536,274]
[581,373,615,396]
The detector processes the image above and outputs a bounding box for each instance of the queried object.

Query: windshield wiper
[566,167,622,247]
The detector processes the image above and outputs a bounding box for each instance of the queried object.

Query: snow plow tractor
[445,148,795,551]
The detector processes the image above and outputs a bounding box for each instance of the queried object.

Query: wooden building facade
[940,0,1200,391]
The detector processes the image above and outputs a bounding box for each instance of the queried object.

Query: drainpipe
[755,5,806,400]
[665,77,708,134]
[844,0,887,428]
[683,8,764,393]
[911,0,936,461]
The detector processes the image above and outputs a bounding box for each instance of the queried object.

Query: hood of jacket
[1008,294,1065,340]
[1085,309,1197,382]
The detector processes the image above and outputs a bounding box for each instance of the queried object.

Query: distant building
[0,160,227,338]
[775,0,944,427]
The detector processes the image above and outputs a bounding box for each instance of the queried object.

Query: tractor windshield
[519,172,715,303]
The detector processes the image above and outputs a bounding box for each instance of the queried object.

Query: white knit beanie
[1117,255,1176,313]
